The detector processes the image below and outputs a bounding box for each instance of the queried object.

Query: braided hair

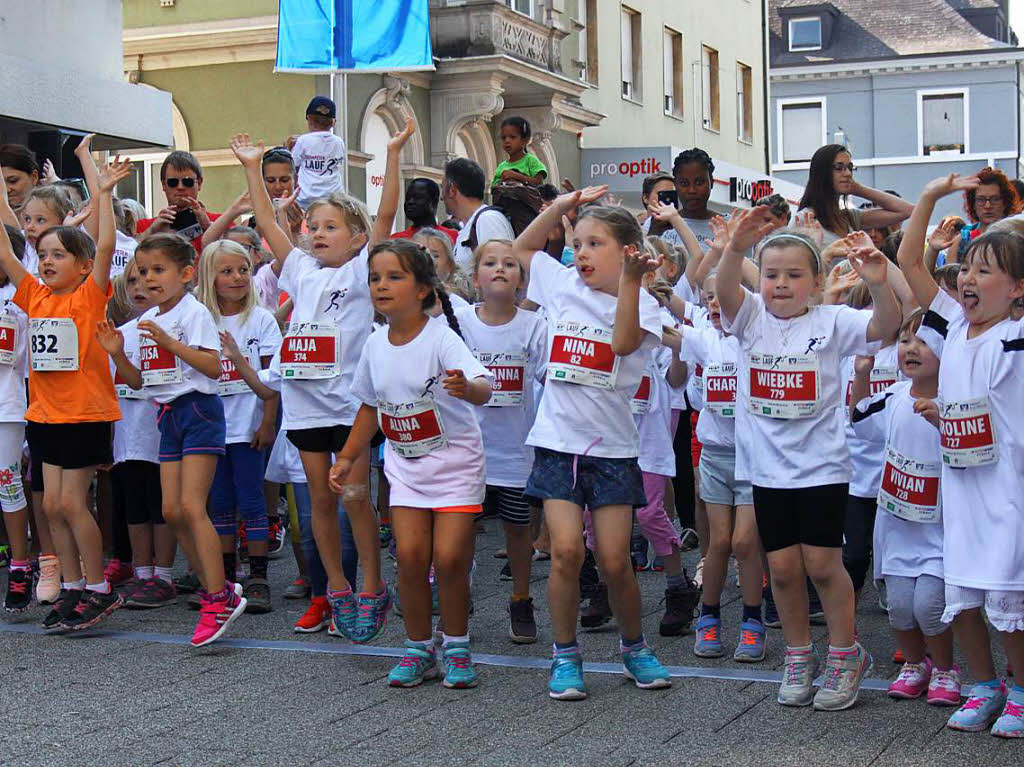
[368,239,463,338]
[672,148,715,179]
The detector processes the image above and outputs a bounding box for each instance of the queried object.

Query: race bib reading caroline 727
[547,322,619,389]
[939,397,998,468]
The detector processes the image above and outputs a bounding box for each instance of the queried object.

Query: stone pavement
[0,522,1016,767]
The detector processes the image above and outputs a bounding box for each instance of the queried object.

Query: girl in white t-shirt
[232,124,413,643]
[455,239,546,644]
[196,240,282,613]
[717,210,901,711]
[511,187,673,701]
[19,185,74,277]
[849,311,958,708]
[101,233,245,648]
[330,239,493,690]
[897,173,1024,737]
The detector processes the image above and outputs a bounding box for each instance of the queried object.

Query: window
[701,45,720,131]
[505,0,532,17]
[788,16,822,51]
[736,62,753,143]
[578,0,598,85]
[779,99,825,163]
[621,7,641,101]
[919,90,968,156]
[663,28,683,117]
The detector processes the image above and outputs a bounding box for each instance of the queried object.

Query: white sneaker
[778,646,820,706]
[36,554,61,605]
[814,644,873,711]
[694,557,705,589]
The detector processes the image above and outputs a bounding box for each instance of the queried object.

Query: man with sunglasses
[136,151,220,253]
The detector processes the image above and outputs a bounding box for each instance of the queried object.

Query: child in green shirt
[492,116,547,187]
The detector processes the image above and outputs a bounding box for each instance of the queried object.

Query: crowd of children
[1,108,1023,738]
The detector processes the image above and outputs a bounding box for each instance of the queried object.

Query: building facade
[768,0,1024,219]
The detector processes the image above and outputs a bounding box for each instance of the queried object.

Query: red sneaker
[103,559,134,586]
[294,596,331,633]
[892,647,906,664]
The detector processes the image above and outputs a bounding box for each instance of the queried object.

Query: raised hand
[921,173,980,201]
[387,117,416,153]
[843,230,875,251]
[98,155,133,193]
[64,202,92,228]
[74,133,95,158]
[94,320,125,356]
[913,398,940,429]
[622,247,661,281]
[928,218,961,251]
[577,185,610,207]
[726,205,775,253]
[853,354,875,376]
[230,133,265,168]
[661,324,683,354]
[651,202,681,223]
[41,158,59,184]
[847,245,889,287]
[645,276,674,307]
[138,320,175,349]
[219,330,243,363]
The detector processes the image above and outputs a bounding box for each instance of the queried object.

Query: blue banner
[276,0,434,73]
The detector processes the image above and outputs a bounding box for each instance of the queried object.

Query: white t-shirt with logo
[926,288,1024,591]
[110,230,138,278]
[0,283,28,423]
[841,341,899,499]
[351,317,491,508]
[138,292,221,404]
[253,263,281,314]
[635,346,675,477]
[723,288,878,488]
[292,130,346,209]
[453,205,515,270]
[455,305,547,488]
[683,326,740,450]
[525,252,663,459]
[678,302,710,411]
[852,381,944,581]
[111,318,159,464]
[21,239,39,278]
[217,308,282,445]
[278,246,373,430]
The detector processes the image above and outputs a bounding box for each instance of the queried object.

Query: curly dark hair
[964,167,1021,223]
[672,148,715,179]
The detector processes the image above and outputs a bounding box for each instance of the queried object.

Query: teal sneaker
[350,586,392,644]
[622,645,672,689]
[549,649,587,700]
[948,681,1008,732]
[388,641,439,687]
[733,619,767,662]
[441,641,478,688]
[327,589,357,640]
[693,615,724,658]
[991,687,1024,738]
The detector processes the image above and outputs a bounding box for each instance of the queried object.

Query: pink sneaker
[190,583,247,648]
[927,665,962,707]
[888,657,933,699]
[103,559,134,587]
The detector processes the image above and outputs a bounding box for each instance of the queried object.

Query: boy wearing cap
[288,96,347,209]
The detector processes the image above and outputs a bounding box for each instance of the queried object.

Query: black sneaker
[61,589,124,632]
[807,579,826,625]
[174,570,201,594]
[763,584,781,628]
[630,532,648,571]
[508,597,537,644]
[578,549,600,602]
[580,583,612,630]
[499,562,512,581]
[242,576,273,614]
[4,569,32,612]
[42,589,83,630]
[659,576,701,636]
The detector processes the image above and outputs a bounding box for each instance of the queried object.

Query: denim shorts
[698,445,753,507]
[525,447,647,510]
[157,392,226,462]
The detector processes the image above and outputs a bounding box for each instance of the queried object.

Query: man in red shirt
[136,151,220,253]
[390,178,457,243]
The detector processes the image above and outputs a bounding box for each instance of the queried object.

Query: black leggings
[111,461,164,527]
[671,407,696,530]
[842,495,877,592]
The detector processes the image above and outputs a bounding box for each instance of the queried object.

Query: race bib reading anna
[747,353,819,419]
[281,322,340,380]
[548,322,619,390]
[477,351,526,407]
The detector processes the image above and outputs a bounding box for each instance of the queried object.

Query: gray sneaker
[508,597,537,644]
[778,646,820,706]
[813,644,873,711]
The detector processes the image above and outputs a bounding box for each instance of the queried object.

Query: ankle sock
[553,640,579,653]
[10,559,30,572]
[86,581,111,594]
[328,587,353,600]
[408,637,434,652]
[700,602,721,619]
[134,565,155,580]
[742,603,762,623]
[62,578,85,591]
[620,634,645,652]
[829,644,857,655]
[665,573,686,589]
[248,555,268,580]
[154,566,174,584]
[442,633,469,648]
[787,643,813,653]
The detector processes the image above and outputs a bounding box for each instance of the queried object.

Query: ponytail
[434,283,463,339]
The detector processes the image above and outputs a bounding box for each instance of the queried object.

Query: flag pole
[330,72,350,193]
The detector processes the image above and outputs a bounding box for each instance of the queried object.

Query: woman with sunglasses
[798,144,913,246]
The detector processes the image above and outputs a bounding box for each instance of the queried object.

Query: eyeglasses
[165,177,196,188]
[832,163,856,173]
[974,195,1003,206]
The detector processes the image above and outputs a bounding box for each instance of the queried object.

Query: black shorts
[111,460,164,526]
[286,425,352,454]
[483,485,532,526]
[753,482,848,552]
[26,421,113,475]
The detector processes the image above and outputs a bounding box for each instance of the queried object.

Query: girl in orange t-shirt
[0,157,131,633]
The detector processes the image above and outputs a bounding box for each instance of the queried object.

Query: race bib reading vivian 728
[877,445,941,523]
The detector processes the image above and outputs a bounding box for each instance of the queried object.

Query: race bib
[281,322,340,380]
[692,363,704,396]
[845,366,897,409]
[704,361,737,417]
[114,371,147,400]
[0,315,17,366]
[378,398,447,458]
[29,318,78,372]
[548,322,619,390]
[140,334,183,386]
[939,397,997,468]
[217,356,252,396]
[748,353,819,419]
[877,445,941,523]
[477,351,526,407]
[630,375,652,415]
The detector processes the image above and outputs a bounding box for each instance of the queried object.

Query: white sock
[135,565,155,580]
[442,633,469,648]
[155,566,174,584]
[408,638,434,652]
[62,578,86,591]
[86,581,111,594]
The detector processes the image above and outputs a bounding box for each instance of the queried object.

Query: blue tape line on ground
[0,622,889,691]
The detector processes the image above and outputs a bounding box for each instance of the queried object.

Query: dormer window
[789,16,822,51]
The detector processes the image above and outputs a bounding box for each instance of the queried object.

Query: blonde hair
[24,185,74,223]
[108,258,140,326]
[196,239,256,324]
[414,228,475,302]
[305,191,372,245]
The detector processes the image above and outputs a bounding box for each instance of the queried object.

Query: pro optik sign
[581,147,678,196]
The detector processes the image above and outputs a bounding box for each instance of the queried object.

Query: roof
[770,0,1008,66]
